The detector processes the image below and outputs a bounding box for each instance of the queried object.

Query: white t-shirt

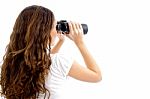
[38,53,74,99]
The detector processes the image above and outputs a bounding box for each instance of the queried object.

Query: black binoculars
[56,20,88,34]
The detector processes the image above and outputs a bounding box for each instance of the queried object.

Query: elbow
[96,75,102,82]
[98,76,102,82]
[93,73,102,83]
[96,69,102,82]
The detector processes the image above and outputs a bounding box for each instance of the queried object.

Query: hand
[57,31,65,41]
[66,21,84,44]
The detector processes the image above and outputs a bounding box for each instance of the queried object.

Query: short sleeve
[51,53,74,77]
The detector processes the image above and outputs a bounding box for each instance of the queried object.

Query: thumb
[66,34,74,41]
[57,31,62,35]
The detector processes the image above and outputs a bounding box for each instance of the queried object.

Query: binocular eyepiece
[56,20,88,34]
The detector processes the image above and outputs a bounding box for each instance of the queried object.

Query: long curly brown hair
[0,5,55,99]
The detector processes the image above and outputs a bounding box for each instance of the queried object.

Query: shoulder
[51,53,72,61]
[50,53,74,77]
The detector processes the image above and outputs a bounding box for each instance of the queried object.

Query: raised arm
[67,22,102,83]
[51,33,65,54]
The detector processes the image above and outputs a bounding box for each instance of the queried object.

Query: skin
[50,20,65,54]
[51,33,65,54]
[50,21,102,83]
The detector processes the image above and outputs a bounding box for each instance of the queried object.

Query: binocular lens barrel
[56,20,88,34]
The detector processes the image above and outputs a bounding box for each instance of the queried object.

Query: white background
[0,0,150,99]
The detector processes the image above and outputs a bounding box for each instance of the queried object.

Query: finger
[79,23,83,31]
[75,23,81,34]
[57,31,61,34]
[68,21,73,33]
[57,30,64,35]
[72,22,77,32]
[66,34,73,40]
[74,22,80,35]
[79,23,84,34]
[76,23,80,30]
[73,23,78,34]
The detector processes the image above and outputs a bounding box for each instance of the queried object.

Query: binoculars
[56,20,88,34]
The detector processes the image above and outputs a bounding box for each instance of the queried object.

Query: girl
[0,5,102,99]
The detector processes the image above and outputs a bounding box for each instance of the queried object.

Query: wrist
[75,39,85,47]
[58,39,65,42]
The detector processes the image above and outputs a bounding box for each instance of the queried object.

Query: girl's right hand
[66,21,84,45]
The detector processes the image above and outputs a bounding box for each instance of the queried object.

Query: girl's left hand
[57,32,66,41]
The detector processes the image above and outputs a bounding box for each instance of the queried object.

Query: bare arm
[67,22,102,82]
[51,33,65,54]
[51,39,64,54]
[69,43,102,82]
